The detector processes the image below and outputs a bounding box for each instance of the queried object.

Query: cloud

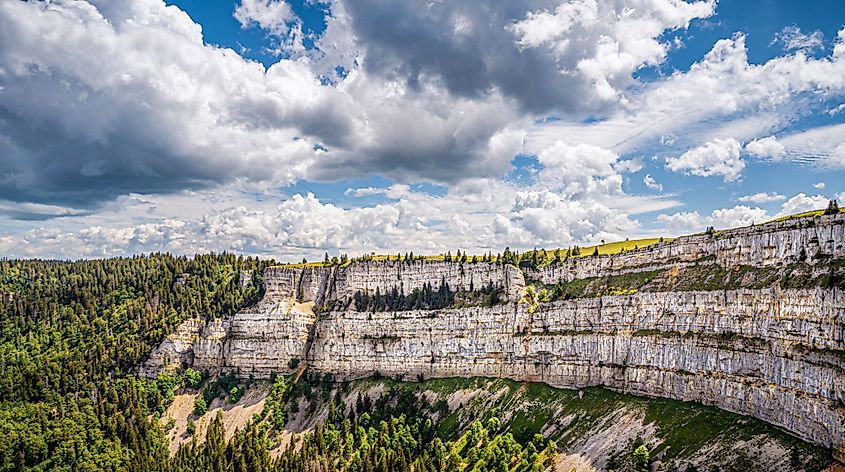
[658,205,767,233]
[0,164,680,259]
[340,0,713,114]
[508,0,714,105]
[2,0,841,214]
[233,0,305,56]
[0,0,329,207]
[745,135,785,159]
[658,192,831,235]
[643,174,663,191]
[665,138,744,182]
[344,184,412,199]
[0,201,89,220]
[526,30,845,163]
[828,103,845,116]
[0,0,526,208]
[234,0,295,36]
[777,193,829,216]
[738,192,785,203]
[537,142,619,184]
[771,26,824,53]
[776,123,845,168]
[814,182,826,190]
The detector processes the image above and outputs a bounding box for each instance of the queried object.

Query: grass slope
[346,377,833,472]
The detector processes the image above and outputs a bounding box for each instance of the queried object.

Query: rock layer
[309,289,845,449]
[141,213,845,454]
[140,297,315,378]
[526,213,845,284]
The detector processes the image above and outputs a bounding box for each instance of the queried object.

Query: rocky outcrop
[140,213,845,456]
[140,297,315,378]
[264,260,524,305]
[526,212,845,284]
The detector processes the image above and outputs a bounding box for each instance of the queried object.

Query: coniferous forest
[0,254,558,471]
[0,254,271,470]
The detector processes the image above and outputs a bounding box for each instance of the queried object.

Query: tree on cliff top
[824,199,839,215]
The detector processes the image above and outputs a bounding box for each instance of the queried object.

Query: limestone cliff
[141,213,845,456]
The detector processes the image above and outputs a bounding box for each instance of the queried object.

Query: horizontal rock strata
[308,288,845,449]
[526,213,845,284]
[141,213,845,455]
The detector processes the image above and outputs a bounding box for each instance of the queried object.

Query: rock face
[141,213,845,454]
[310,288,845,450]
[525,213,845,284]
[263,260,524,304]
[139,297,316,378]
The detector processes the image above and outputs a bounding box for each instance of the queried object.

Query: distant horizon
[3,203,839,264]
[1,0,844,261]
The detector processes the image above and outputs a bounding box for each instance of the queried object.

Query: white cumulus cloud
[745,136,785,159]
[738,192,786,203]
[777,193,830,217]
[658,205,768,233]
[666,138,744,182]
[643,174,663,191]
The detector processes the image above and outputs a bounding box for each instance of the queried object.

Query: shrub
[229,386,243,403]
[194,397,207,416]
[183,368,202,389]
[824,199,840,215]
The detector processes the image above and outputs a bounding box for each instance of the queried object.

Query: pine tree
[824,199,840,215]
[633,444,649,472]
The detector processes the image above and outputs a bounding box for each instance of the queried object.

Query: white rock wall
[140,296,315,378]
[265,260,524,303]
[307,288,845,449]
[140,214,845,455]
[527,213,845,284]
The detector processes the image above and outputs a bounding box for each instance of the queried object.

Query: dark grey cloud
[343,0,588,114]
[0,0,712,212]
[0,0,320,209]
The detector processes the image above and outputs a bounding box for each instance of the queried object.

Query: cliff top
[273,206,845,269]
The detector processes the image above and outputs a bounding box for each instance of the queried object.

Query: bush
[194,397,207,416]
[183,368,202,389]
[633,444,649,472]
[186,419,196,435]
[229,386,243,403]
[824,199,840,215]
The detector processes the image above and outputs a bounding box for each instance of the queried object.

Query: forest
[0,254,270,470]
[0,254,568,471]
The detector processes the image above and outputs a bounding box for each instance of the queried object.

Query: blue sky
[0,0,843,260]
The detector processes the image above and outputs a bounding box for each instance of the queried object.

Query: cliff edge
[141,212,845,457]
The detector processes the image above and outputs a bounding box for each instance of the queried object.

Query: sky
[0,0,844,261]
